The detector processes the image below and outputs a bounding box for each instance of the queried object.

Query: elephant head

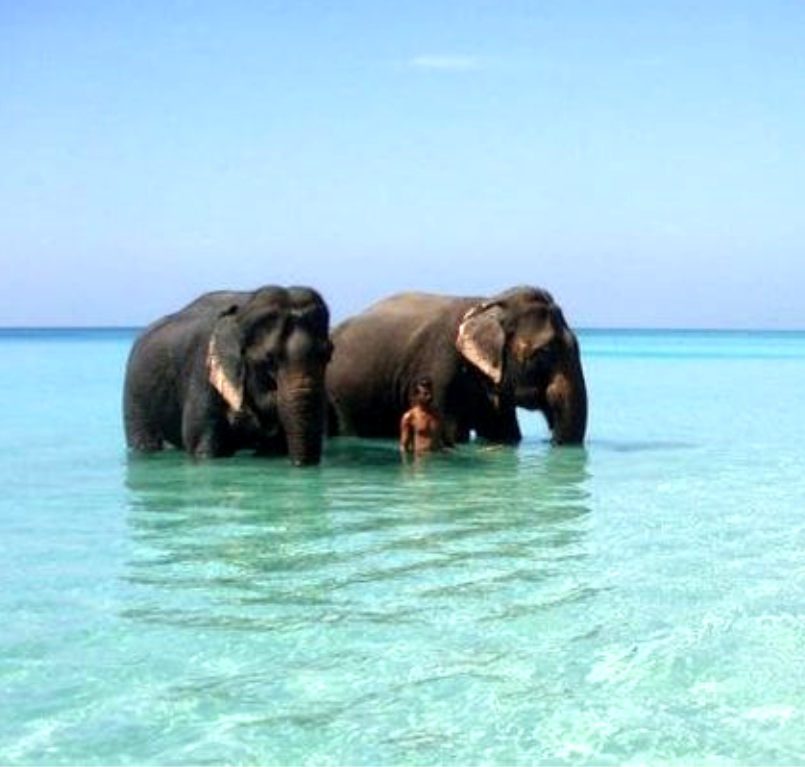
[455,286,587,445]
[206,286,332,465]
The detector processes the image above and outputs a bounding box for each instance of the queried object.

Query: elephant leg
[474,404,522,444]
[181,398,235,457]
[444,417,470,445]
[127,424,164,452]
[326,401,341,437]
[326,394,358,437]
[124,400,165,452]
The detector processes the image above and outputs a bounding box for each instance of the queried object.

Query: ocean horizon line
[1,325,804,335]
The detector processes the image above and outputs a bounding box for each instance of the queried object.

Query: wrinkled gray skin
[327,286,587,445]
[124,286,332,465]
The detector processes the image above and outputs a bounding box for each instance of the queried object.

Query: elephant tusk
[207,338,244,412]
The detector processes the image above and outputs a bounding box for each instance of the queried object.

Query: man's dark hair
[410,377,434,403]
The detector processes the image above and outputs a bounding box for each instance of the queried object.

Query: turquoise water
[2,328,805,765]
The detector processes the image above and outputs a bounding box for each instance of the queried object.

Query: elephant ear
[456,302,506,385]
[207,308,245,412]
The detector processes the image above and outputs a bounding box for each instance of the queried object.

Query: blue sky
[1,0,803,328]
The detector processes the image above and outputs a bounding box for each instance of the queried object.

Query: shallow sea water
[2,329,805,765]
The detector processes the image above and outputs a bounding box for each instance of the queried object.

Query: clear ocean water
[2,328,805,765]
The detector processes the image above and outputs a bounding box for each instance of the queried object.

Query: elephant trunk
[277,374,326,466]
[545,331,588,446]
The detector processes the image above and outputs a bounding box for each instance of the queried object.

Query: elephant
[326,286,587,446]
[124,286,332,465]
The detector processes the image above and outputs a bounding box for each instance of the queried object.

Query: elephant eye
[247,350,278,373]
[252,356,278,391]
[533,342,558,365]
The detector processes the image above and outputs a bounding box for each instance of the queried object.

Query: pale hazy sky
[1,0,803,328]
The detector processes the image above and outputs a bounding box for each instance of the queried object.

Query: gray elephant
[124,286,332,465]
[327,286,587,445]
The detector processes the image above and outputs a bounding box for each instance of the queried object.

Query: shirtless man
[399,377,446,455]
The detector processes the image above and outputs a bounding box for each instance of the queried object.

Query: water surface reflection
[120,443,603,764]
[124,444,593,632]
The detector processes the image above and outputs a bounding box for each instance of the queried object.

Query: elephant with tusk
[326,286,587,446]
[124,286,332,465]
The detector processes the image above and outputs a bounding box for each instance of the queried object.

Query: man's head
[412,377,434,406]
